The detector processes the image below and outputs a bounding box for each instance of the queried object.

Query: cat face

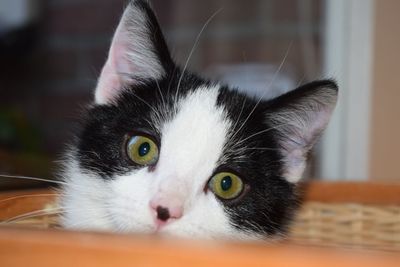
[60,0,337,240]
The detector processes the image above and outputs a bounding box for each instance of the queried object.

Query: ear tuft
[266,80,338,183]
[95,0,173,104]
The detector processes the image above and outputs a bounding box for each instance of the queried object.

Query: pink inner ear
[277,104,336,183]
[93,3,168,105]
[95,30,133,104]
[95,59,122,104]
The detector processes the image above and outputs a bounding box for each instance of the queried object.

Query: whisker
[244,147,280,151]
[229,42,293,143]
[175,7,223,101]
[3,205,111,226]
[154,78,166,112]
[0,193,59,204]
[113,75,164,123]
[167,66,178,98]
[5,211,62,225]
[296,73,306,88]
[126,89,163,121]
[2,207,63,224]
[230,97,247,137]
[234,122,290,146]
[0,174,66,185]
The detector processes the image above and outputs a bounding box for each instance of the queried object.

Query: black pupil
[138,142,151,157]
[220,176,232,191]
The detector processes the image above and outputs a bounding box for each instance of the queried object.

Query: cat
[60,0,338,240]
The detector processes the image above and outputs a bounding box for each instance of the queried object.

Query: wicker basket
[1,182,399,251]
[290,202,400,250]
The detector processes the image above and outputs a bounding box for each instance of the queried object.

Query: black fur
[73,0,337,237]
[133,0,175,73]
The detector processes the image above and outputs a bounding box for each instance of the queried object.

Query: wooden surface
[1,182,400,266]
[302,181,400,204]
[0,188,57,220]
[0,227,399,267]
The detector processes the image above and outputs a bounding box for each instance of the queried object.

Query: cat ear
[95,0,174,104]
[265,80,338,183]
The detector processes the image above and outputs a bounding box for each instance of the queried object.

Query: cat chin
[157,223,264,241]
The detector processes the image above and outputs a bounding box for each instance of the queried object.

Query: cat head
[61,0,338,240]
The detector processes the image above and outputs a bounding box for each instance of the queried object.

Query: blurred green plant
[0,108,52,189]
[0,108,41,153]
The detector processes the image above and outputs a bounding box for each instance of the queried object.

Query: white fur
[61,86,259,240]
[95,2,165,104]
[60,159,113,230]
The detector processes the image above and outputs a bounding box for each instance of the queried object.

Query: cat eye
[126,135,159,166]
[208,172,244,200]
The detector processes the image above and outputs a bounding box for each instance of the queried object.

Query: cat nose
[150,199,184,223]
[156,206,170,221]
[153,204,183,221]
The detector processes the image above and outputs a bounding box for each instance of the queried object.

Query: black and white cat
[60,0,337,240]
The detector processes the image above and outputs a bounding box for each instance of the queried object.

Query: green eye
[126,135,159,165]
[208,172,244,200]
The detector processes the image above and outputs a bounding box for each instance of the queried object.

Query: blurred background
[0,0,398,190]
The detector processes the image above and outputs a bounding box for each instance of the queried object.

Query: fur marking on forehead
[157,85,231,180]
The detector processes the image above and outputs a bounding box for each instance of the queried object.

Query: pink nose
[150,199,184,224]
